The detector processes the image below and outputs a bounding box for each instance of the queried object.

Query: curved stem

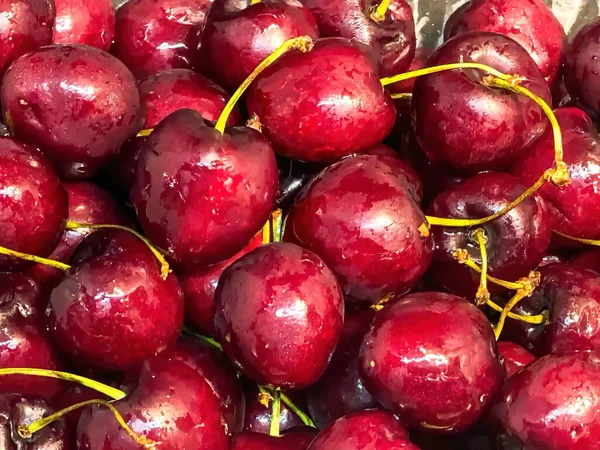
[485,299,548,325]
[136,129,153,137]
[456,255,526,291]
[471,229,490,305]
[182,327,223,351]
[215,36,314,134]
[0,245,71,271]
[380,62,509,87]
[390,92,413,100]
[280,393,316,428]
[0,369,126,400]
[494,290,529,340]
[269,389,281,437]
[370,0,392,21]
[65,221,170,280]
[553,230,600,246]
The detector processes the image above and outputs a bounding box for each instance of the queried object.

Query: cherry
[131,108,278,267]
[444,0,566,85]
[388,46,430,94]
[180,232,262,337]
[0,0,54,77]
[359,292,505,432]
[47,229,184,372]
[52,0,115,50]
[0,273,66,400]
[490,352,600,449]
[427,172,551,300]
[231,431,316,450]
[246,37,396,163]
[210,0,251,19]
[285,154,433,304]
[1,44,142,179]
[496,341,535,378]
[202,0,319,91]
[412,31,551,172]
[0,137,67,271]
[77,353,229,449]
[243,385,304,434]
[307,410,418,450]
[275,157,323,211]
[112,0,211,78]
[303,0,415,78]
[0,394,75,449]
[214,242,344,389]
[514,107,600,242]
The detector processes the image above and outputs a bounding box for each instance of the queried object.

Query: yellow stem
[370,0,392,21]
[215,36,314,134]
[136,129,153,137]
[461,257,526,291]
[485,299,548,325]
[0,369,126,400]
[471,229,490,305]
[65,221,170,280]
[250,0,260,3]
[553,230,600,246]
[380,62,509,87]
[390,92,413,100]
[0,245,71,271]
[269,389,281,437]
[271,209,283,243]
[262,220,271,245]
[494,290,529,340]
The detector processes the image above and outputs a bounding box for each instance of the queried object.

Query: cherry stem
[181,327,224,351]
[390,92,412,100]
[371,292,396,311]
[136,129,153,137]
[65,221,170,280]
[471,229,490,305]
[486,299,548,325]
[370,0,391,21]
[280,392,316,428]
[271,209,283,243]
[262,220,271,245]
[553,230,600,246]
[0,245,71,271]
[454,250,526,291]
[269,389,281,437]
[0,368,126,400]
[494,290,529,340]
[215,36,315,134]
[250,0,260,3]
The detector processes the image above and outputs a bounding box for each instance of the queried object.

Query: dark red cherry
[413,31,551,172]
[214,242,344,389]
[0,394,75,449]
[359,292,505,433]
[308,410,418,450]
[112,0,211,78]
[427,172,551,299]
[444,0,566,85]
[77,353,229,449]
[181,233,262,337]
[303,0,415,79]
[131,109,278,267]
[246,37,396,163]
[497,341,535,378]
[202,0,319,91]
[0,273,66,400]
[47,229,184,371]
[0,0,54,78]
[514,107,600,242]
[231,431,316,450]
[0,137,67,271]
[52,0,115,50]
[210,0,250,18]
[285,154,433,304]
[490,352,600,449]
[243,385,304,434]
[1,44,142,179]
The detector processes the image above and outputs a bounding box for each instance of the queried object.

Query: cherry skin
[359,292,505,433]
[0,394,75,450]
[302,0,415,79]
[275,157,323,211]
[444,0,566,85]
[47,229,184,372]
[0,273,66,400]
[307,410,418,450]
[490,352,600,449]
[214,242,344,389]
[413,31,551,172]
[246,37,396,163]
[131,109,279,267]
[209,0,251,18]
[496,341,536,378]
[112,0,211,78]
[230,431,316,450]
[52,0,115,50]
[285,154,433,304]
[0,0,54,77]
[202,0,319,91]
[1,44,142,179]
[243,385,304,434]
[427,172,551,299]
[0,137,67,271]
[77,353,229,450]
[514,107,600,242]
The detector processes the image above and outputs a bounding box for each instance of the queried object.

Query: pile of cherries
[1,0,600,448]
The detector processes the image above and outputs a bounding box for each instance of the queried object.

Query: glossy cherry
[202,0,319,91]
[246,37,396,163]
[427,172,551,299]
[52,0,115,50]
[514,107,600,242]
[47,229,184,371]
[0,137,67,271]
[1,44,142,179]
[285,154,433,304]
[490,352,600,449]
[230,431,316,450]
[214,242,344,389]
[243,385,304,434]
[112,0,211,78]
[413,31,551,172]
[444,0,566,85]
[275,157,323,211]
[359,292,505,432]
[496,341,535,378]
[131,108,278,267]
[77,353,229,449]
